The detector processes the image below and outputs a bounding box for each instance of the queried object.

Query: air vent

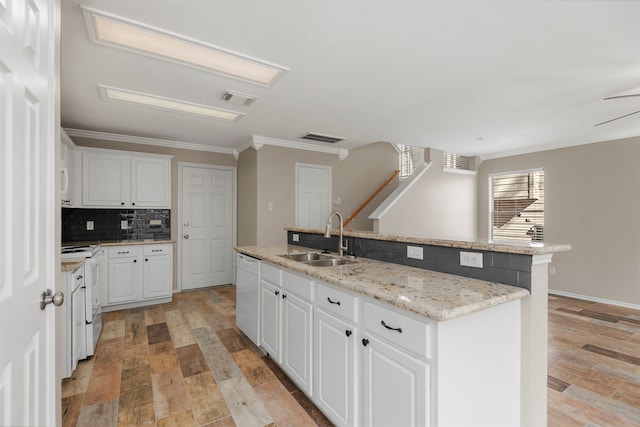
[220,90,257,106]
[301,132,345,143]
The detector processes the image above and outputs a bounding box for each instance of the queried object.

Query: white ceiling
[60,1,640,158]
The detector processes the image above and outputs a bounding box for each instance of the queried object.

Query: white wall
[374,149,477,241]
[477,136,640,307]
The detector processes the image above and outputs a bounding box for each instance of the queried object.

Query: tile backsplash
[62,208,171,243]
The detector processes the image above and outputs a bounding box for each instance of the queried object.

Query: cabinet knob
[345,330,352,337]
[132,202,135,206]
[133,259,137,263]
[275,290,279,296]
[145,258,148,262]
[362,338,369,347]
[184,234,189,239]
[282,294,287,299]
[121,202,125,205]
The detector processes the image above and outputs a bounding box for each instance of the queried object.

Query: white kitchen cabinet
[81,148,171,208]
[260,264,282,362]
[314,307,357,427]
[281,285,314,395]
[361,333,429,427]
[142,244,172,299]
[108,247,142,304]
[105,244,173,310]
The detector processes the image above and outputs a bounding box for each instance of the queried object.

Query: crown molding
[63,128,239,157]
[252,135,349,160]
[60,128,76,148]
[479,128,640,161]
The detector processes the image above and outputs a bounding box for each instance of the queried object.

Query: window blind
[397,144,424,179]
[444,152,462,169]
[490,170,544,242]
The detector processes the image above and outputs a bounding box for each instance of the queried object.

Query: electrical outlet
[149,219,161,226]
[407,246,423,260]
[292,234,299,242]
[549,266,556,276]
[460,251,483,268]
[86,221,94,231]
[334,196,342,205]
[267,202,274,211]
[121,220,128,230]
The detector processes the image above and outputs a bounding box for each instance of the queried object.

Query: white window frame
[488,167,544,243]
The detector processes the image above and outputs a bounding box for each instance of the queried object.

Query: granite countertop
[236,245,530,321]
[61,259,84,272]
[62,239,175,247]
[286,227,572,255]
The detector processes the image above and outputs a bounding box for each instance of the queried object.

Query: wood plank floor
[548,294,640,426]
[61,286,332,427]
[62,288,640,426]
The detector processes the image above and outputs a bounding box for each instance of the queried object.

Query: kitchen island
[236,243,540,426]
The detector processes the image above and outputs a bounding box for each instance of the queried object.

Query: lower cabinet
[106,244,173,310]
[361,333,429,427]
[254,261,520,427]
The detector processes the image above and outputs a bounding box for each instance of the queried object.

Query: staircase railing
[343,169,400,228]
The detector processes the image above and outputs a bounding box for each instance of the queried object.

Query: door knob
[184,234,189,239]
[40,289,64,310]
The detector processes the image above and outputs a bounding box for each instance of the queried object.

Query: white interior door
[296,163,331,228]
[180,164,235,290]
[0,0,58,425]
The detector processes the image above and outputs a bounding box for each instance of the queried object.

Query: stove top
[61,245,100,259]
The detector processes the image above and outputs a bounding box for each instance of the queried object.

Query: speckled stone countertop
[61,259,84,272]
[286,227,572,255]
[236,245,530,321]
[62,239,175,247]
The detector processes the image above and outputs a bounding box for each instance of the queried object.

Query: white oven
[61,244,104,357]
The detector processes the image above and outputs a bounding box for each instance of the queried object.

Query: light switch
[121,220,128,230]
[86,221,94,231]
[268,202,274,211]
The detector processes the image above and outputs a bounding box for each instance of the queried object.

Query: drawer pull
[118,251,129,255]
[345,330,352,337]
[152,249,162,252]
[327,297,341,306]
[362,338,369,346]
[381,320,402,333]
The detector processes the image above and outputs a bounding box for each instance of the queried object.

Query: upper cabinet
[81,148,172,208]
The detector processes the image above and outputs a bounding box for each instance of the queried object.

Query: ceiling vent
[301,132,345,143]
[221,90,257,106]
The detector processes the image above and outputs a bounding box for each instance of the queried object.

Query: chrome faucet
[324,211,348,256]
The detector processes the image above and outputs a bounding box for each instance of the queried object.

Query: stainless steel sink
[278,252,356,267]
[304,258,356,267]
[279,252,333,262]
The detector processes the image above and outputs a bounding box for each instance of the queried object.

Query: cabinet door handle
[362,338,369,346]
[133,259,137,263]
[275,290,279,296]
[327,297,341,305]
[381,320,402,333]
[282,294,287,299]
[345,330,352,337]
[77,275,83,279]
[118,251,129,255]
[145,258,148,262]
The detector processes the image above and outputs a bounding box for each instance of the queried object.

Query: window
[489,169,544,243]
[444,152,462,169]
[397,144,424,179]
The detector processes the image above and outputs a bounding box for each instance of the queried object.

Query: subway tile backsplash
[288,231,533,290]
[62,208,171,243]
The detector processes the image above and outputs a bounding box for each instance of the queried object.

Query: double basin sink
[279,252,356,267]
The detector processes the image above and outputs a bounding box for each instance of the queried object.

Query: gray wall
[477,136,640,306]
[238,142,399,246]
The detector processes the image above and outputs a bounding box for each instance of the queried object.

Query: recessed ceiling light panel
[98,85,244,122]
[82,6,289,87]
[301,132,345,143]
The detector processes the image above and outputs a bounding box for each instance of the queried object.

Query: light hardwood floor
[62,288,640,426]
[548,294,640,426]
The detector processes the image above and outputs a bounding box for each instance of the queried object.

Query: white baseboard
[549,289,640,311]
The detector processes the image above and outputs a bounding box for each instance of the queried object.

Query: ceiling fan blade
[604,93,640,101]
[594,110,640,127]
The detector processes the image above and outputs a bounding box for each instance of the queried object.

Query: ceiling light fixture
[82,6,288,87]
[98,85,244,122]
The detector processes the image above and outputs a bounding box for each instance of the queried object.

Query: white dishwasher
[236,253,260,345]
